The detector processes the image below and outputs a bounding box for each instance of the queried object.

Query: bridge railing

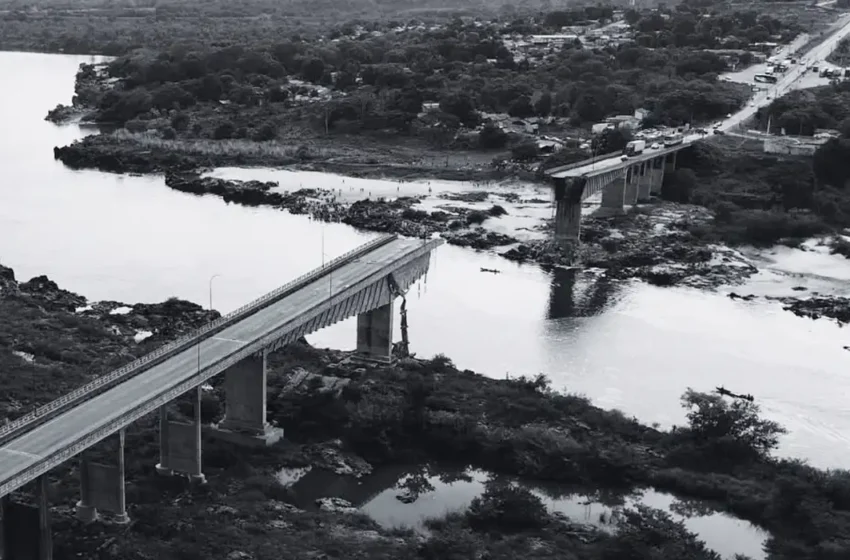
[0,234,398,445]
[544,150,622,177]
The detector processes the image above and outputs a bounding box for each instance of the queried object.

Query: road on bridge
[553,15,850,180]
[0,236,437,497]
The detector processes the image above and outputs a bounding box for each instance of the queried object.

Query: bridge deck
[0,237,437,496]
[549,140,692,179]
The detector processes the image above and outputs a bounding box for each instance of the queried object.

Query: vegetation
[659,138,850,247]
[755,81,850,138]
[4,263,850,559]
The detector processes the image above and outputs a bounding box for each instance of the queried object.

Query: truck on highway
[624,140,646,157]
[663,133,684,147]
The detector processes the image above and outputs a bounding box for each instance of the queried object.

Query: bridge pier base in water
[1,475,52,560]
[355,302,394,362]
[213,352,283,447]
[552,177,582,247]
[75,430,129,525]
[155,387,205,483]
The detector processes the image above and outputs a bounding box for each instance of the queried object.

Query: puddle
[277,465,767,559]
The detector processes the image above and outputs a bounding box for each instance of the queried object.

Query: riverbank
[2,263,850,559]
[52,134,768,285]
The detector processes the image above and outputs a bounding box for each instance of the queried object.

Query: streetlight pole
[198,273,221,378]
[209,274,221,312]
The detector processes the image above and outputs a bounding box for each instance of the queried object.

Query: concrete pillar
[155,388,205,483]
[2,476,53,560]
[624,166,639,206]
[637,161,653,202]
[76,430,129,524]
[651,157,666,195]
[356,302,394,362]
[600,174,626,215]
[553,177,582,245]
[666,150,677,171]
[215,352,283,447]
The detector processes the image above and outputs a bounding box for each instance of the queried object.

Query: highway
[552,15,850,180]
[0,236,437,497]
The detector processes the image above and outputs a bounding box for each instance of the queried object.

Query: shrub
[213,121,235,139]
[466,483,549,533]
[465,210,489,225]
[676,389,787,462]
[487,204,507,217]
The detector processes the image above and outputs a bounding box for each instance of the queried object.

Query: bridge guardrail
[544,150,622,177]
[0,234,398,446]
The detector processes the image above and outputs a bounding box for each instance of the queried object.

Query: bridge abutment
[1,475,52,560]
[356,302,394,362]
[155,388,205,483]
[214,352,283,447]
[75,430,129,524]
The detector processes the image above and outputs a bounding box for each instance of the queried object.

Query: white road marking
[212,337,248,344]
[2,448,41,460]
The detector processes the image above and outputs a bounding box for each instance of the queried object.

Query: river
[2,52,850,474]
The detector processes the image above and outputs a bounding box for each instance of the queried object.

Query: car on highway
[749,101,755,107]
[650,142,661,150]
[726,113,732,118]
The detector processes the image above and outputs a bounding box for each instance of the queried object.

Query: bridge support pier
[214,352,283,447]
[666,150,677,171]
[155,387,205,483]
[1,475,52,560]
[600,175,626,215]
[637,162,653,202]
[553,177,582,247]
[356,302,394,362]
[75,430,130,524]
[650,157,666,195]
[624,166,639,206]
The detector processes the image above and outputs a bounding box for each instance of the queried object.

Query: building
[529,34,580,47]
[605,115,641,130]
[763,136,828,156]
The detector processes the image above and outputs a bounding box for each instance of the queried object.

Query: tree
[213,121,235,140]
[439,92,478,128]
[679,389,787,459]
[592,127,633,155]
[814,138,850,189]
[301,58,325,83]
[508,95,534,118]
[479,123,508,149]
[511,141,539,161]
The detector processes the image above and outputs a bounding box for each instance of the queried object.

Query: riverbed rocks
[165,172,286,206]
[778,295,850,324]
[54,137,200,174]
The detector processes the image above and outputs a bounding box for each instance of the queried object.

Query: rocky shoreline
[49,137,777,288]
[2,263,850,558]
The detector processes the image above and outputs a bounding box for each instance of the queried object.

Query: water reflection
[547,268,621,320]
[276,463,767,559]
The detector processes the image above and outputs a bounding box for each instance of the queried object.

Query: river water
[2,52,850,477]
